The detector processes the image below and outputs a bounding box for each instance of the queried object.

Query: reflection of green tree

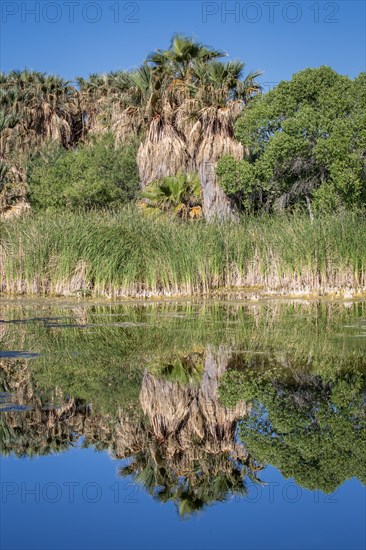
[220,368,366,493]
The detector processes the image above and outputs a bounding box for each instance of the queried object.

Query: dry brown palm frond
[195,132,243,167]
[189,205,202,219]
[137,118,191,186]
[139,372,193,441]
[175,102,243,174]
[186,105,243,220]
[136,346,249,459]
[1,200,30,220]
[113,108,142,146]
[173,99,202,156]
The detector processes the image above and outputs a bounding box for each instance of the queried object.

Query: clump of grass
[1,208,365,297]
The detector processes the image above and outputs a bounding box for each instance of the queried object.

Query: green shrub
[28,133,139,209]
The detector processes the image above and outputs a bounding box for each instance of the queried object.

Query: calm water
[0,298,365,550]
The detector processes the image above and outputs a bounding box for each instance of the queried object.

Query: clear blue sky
[1,0,365,88]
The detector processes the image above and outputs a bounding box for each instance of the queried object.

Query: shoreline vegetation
[1,37,365,298]
[1,209,365,299]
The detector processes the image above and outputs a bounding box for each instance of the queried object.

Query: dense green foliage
[1,209,365,296]
[217,67,366,213]
[28,134,139,209]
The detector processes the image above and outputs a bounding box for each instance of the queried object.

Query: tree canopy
[0,35,261,217]
[217,67,366,213]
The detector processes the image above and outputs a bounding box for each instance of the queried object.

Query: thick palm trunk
[137,110,243,221]
[194,108,243,221]
[198,161,237,221]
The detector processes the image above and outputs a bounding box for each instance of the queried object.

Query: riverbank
[1,209,365,298]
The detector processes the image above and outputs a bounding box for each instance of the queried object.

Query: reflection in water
[0,300,365,517]
[119,347,261,517]
[0,348,261,516]
[221,364,366,494]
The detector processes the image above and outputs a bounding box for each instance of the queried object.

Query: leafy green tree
[217,67,366,213]
[28,133,139,209]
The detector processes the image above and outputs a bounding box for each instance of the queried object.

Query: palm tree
[135,36,223,188]
[140,172,202,218]
[185,60,262,219]
[0,70,82,210]
[0,70,80,155]
[132,35,262,219]
[0,108,26,208]
[77,70,138,142]
[147,34,226,81]
[77,38,261,220]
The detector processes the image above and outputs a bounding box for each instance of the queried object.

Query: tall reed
[1,208,365,297]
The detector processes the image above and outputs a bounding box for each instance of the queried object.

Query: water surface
[1,299,365,550]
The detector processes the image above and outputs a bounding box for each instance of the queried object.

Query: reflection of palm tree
[0,359,88,457]
[119,443,263,517]
[140,346,248,442]
[119,446,255,516]
[151,355,203,385]
[117,346,262,516]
